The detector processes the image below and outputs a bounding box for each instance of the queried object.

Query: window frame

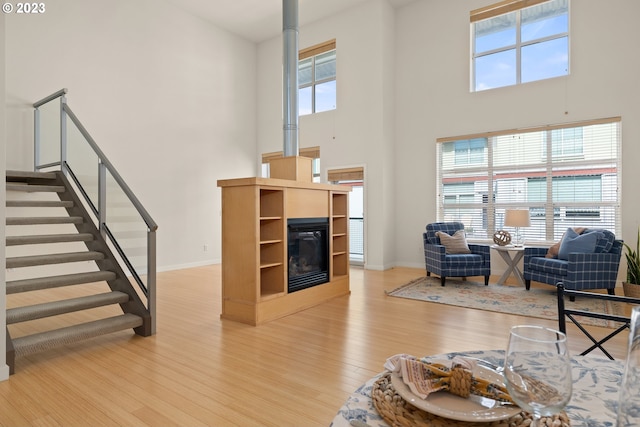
[471,0,570,92]
[436,117,622,243]
[299,39,336,116]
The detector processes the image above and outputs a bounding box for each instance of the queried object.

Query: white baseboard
[0,364,9,382]
[157,259,220,273]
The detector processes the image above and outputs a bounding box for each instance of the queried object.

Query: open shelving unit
[259,189,286,298]
[331,192,349,278]
[218,177,350,325]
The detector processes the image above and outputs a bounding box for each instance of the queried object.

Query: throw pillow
[558,227,603,260]
[546,227,587,258]
[436,230,471,254]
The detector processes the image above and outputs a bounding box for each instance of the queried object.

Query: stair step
[6,251,105,268]
[6,200,74,208]
[7,271,117,294]
[12,313,144,356]
[7,291,130,324]
[6,233,94,246]
[6,170,57,180]
[6,216,83,225]
[6,183,65,193]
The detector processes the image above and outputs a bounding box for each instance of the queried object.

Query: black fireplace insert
[287,217,329,293]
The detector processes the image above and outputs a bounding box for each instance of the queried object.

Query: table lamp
[504,209,530,246]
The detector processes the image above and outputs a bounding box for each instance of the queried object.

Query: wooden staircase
[5,170,152,374]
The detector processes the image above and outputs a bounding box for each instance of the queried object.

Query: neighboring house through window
[436,117,621,242]
[299,39,336,115]
[471,0,569,91]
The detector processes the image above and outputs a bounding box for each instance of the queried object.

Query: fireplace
[288,218,329,293]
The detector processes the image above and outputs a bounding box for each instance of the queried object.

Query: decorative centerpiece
[493,230,512,246]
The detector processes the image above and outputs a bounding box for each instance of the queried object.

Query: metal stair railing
[33,89,157,334]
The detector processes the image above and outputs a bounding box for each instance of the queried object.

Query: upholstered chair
[423,222,491,286]
[523,228,623,295]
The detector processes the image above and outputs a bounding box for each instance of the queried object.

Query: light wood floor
[0,265,629,426]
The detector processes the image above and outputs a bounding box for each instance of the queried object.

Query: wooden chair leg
[484,276,489,286]
[440,276,446,287]
[607,288,615,295]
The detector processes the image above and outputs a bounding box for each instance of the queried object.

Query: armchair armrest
[468,244,491,267]
[566,252,622,274]
[524,246,549,265]
[424,243,447,260]
[468,244,490,256]
[565,252,622,290]
[524,246,549,258]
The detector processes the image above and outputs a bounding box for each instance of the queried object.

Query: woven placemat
[372,372,570,427]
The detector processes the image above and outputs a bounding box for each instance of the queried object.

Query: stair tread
[7,291,130,324]
[6,183,65,192]
[6,200,74,208]
[6,233,94,246]
[6,251,105,268]
[6,170,57,180]
[12,314,143,356]
[5,170,152,369]
[7,216,84,225]
[7,271,117,294]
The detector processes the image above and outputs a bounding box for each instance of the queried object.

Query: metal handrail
[32,89,157,334]
[33,88,68,108]
[62,105,158,231]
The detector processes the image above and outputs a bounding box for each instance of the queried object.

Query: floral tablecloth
[331,350,624,427]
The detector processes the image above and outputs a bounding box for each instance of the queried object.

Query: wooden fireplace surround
[217,171,350,325]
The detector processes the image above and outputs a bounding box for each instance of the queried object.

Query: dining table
[330,349,624,427]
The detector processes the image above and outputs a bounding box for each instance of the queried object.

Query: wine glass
[504,325,573,426]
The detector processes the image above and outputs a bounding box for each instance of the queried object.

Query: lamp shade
[504,209,531,228]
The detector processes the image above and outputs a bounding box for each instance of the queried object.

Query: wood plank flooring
[0,265,630,426]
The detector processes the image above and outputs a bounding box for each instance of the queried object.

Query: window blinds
[436,117,621,242]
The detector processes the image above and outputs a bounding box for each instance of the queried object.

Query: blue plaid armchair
[523,229,622,294]
[423,222,491,286]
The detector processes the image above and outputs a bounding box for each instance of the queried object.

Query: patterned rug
[385,276,624,328]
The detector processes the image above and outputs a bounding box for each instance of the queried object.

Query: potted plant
[623,227,640,297]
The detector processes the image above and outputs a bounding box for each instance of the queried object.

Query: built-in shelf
[331,192,349,280]
[218,177,351,325]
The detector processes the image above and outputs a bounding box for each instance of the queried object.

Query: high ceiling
[166,0,415,43]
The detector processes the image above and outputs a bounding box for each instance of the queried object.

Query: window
[436,117,621,242]
[262,147,321,183]
[454,138,487,165]
[545,127,583,157]
[299,40,336,115]
[471,0,569,91]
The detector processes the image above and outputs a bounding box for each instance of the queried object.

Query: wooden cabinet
[218,177,350,325]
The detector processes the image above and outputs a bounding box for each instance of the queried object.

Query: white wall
[4,0,258,271]
[393,0,640,269]
[0,11,9,381]
[257,0,398,270]
[4,0,640,281]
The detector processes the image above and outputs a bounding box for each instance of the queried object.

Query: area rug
[385,276,624,328]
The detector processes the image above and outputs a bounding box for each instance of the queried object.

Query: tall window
[436,117,621,242]
[299,40,336,116]
[471,0,569,91]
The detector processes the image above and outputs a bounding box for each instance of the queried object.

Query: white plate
[390,361,521,422]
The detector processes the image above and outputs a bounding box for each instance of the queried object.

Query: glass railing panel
[36,99,62,168]
[105,168,149,294]
[65,116,100,214]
